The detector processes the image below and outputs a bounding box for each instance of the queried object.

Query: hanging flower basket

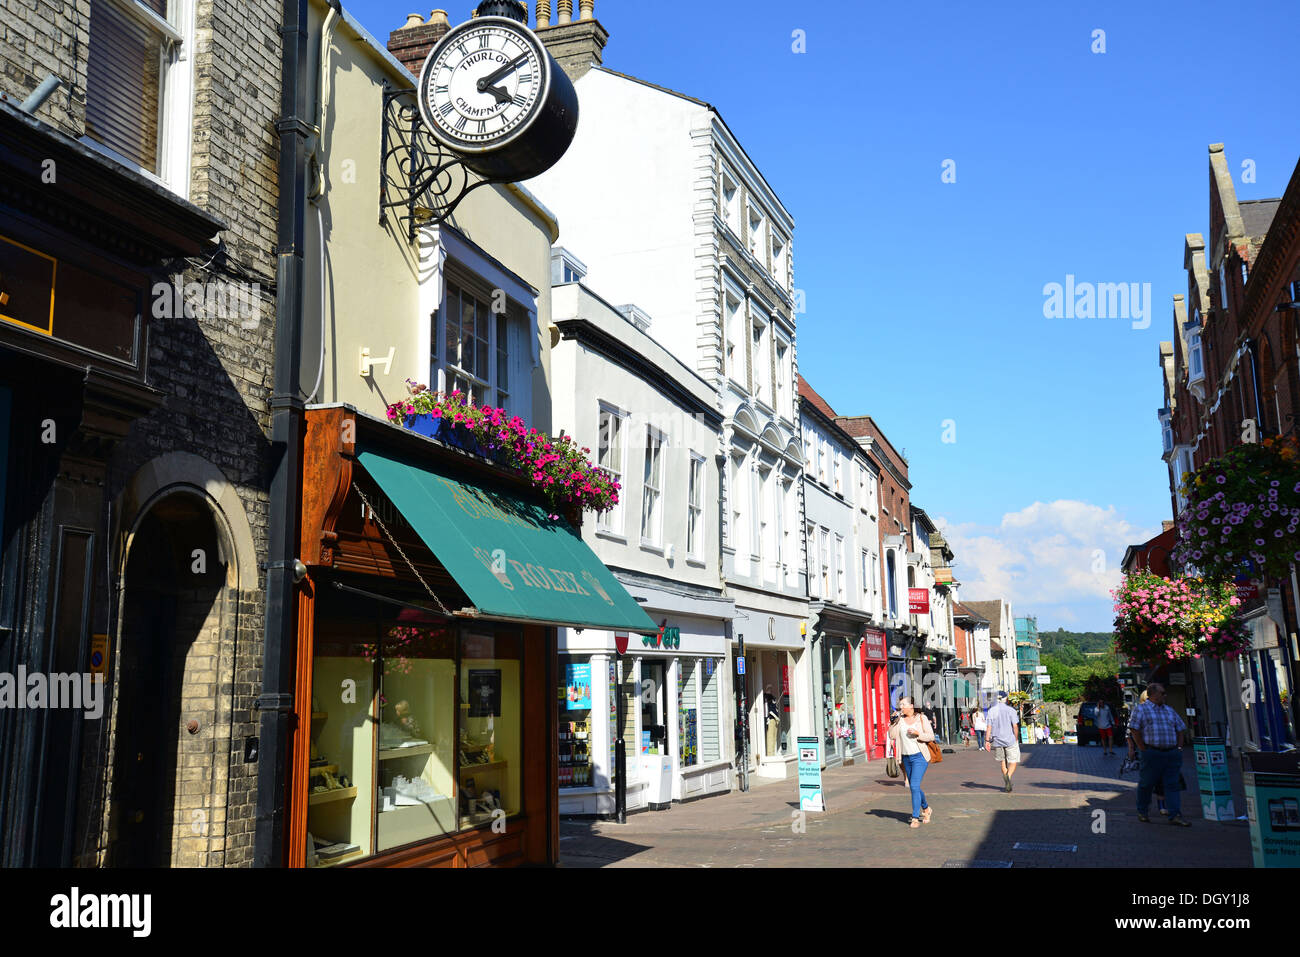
[1111,570,1252,662]
[386,382,619,516]
[1172,435,1300,582]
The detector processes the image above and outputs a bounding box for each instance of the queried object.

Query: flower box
[387,383,619,517]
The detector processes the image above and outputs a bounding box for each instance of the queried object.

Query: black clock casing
[417,15,579,183]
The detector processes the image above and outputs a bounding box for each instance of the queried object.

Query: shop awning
[358,449,657,634]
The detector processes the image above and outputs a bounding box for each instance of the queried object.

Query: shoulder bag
[923,715,943,763]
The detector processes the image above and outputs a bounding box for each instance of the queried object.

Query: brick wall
[2,0,281,868]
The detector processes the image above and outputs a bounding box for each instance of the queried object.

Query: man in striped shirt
[1129,682,1190,826]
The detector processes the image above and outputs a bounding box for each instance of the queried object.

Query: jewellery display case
[306,655,375,868]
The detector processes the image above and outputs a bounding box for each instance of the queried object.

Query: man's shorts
[1099,727,1114,742]
[993,744,1021,764]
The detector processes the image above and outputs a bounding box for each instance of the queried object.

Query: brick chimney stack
[536,0,607,81]
[387,10,451,79]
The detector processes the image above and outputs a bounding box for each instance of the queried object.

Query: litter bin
[639,754,672,810]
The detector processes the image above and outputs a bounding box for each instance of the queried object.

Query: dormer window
[550,247,587,285]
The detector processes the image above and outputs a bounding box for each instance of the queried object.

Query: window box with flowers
[1172,435,1300,582]
[386,382,620,517]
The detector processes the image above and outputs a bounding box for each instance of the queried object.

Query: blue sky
[348,0,1300,630]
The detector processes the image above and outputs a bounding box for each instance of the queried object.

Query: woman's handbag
[923,715,943,763]
[886,755,900,778]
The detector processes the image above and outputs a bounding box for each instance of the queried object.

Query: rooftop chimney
[387,9,451,79]
[536,0,607,81]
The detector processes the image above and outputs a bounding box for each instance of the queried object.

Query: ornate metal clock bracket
[379,83,499,243]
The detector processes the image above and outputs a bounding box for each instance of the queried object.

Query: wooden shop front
[289,406,654,867]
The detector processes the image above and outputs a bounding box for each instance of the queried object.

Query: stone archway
[96,454,257,867]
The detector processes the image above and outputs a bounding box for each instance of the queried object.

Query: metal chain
[352,480,451,616]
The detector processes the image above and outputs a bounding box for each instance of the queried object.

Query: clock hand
[476,53,529,93]
[482,83,512,105]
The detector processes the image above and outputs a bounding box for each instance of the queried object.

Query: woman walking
[972,706,987,750]
[886,696,935,828]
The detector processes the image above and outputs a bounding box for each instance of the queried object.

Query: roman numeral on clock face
[455,115,468,131]
[519,73,533,84]
[476,120,486,134]
[513,93,527,107]
[440,101,454,116]
[479,35,489,48]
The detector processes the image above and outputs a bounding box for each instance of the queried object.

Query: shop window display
[459,631,521,829]
[560,657,593,787]
[700,658,720,762]
[678,660,698,767]
[305,591,523,867]
[375,624,457,852]
[609,660,637,775]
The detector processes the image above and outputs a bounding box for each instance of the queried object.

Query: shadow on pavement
[558,820,655,868]
[963,779,1253,868]
[865,808,913,824]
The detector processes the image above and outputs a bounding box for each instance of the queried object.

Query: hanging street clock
[417,3,579,183]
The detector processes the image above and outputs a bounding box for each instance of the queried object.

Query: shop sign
[796,736,825,812]
[908,588,929,614]
[1234,577,1260,602]
[1194,738,1234,821]
[1244,771,1300,867]
[642,621,681,649]
[861,628,887,662]
[0,233,56,335]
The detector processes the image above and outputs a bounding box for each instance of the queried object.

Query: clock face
[419,18,547,154]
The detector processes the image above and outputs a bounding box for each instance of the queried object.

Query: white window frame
[720,167,741,235]
[748,201,766,263]
[807,522,820,599]
[724,287,745,387]
[774,337,790,419]
[438,278,514,412]
[819,527,831,598]
[750,462,763,562]
[596,403,628,537]
[835,534,846,603]
[771,231,788,288]
[687,452,705,560]
[750,309,771,406]
[641,426,667,548]
[1188,328,1204,381]
[833,447,843,495]
[82,0,196,198]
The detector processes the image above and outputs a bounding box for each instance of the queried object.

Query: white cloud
[937,501,1160,630]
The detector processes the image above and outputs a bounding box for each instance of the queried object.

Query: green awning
[358,449,657,634]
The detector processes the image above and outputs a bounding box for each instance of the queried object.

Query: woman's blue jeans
[901,752,929,819]
[975,730,985,749]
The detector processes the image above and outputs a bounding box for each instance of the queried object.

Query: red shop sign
[861,628,887,663]
[908,588,929,614]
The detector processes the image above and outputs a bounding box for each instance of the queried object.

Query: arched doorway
[108,492,229,867]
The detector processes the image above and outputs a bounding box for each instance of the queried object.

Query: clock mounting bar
[379,83,496,242]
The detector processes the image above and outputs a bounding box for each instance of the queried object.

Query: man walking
[985,691,1021,792]
[1095,697,1116,755]
[1130,682,1191,826]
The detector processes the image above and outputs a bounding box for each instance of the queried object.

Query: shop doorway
[109,494,228,867]
[641,660,667,755]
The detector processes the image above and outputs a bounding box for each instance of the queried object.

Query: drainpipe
[253,0,316,868]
